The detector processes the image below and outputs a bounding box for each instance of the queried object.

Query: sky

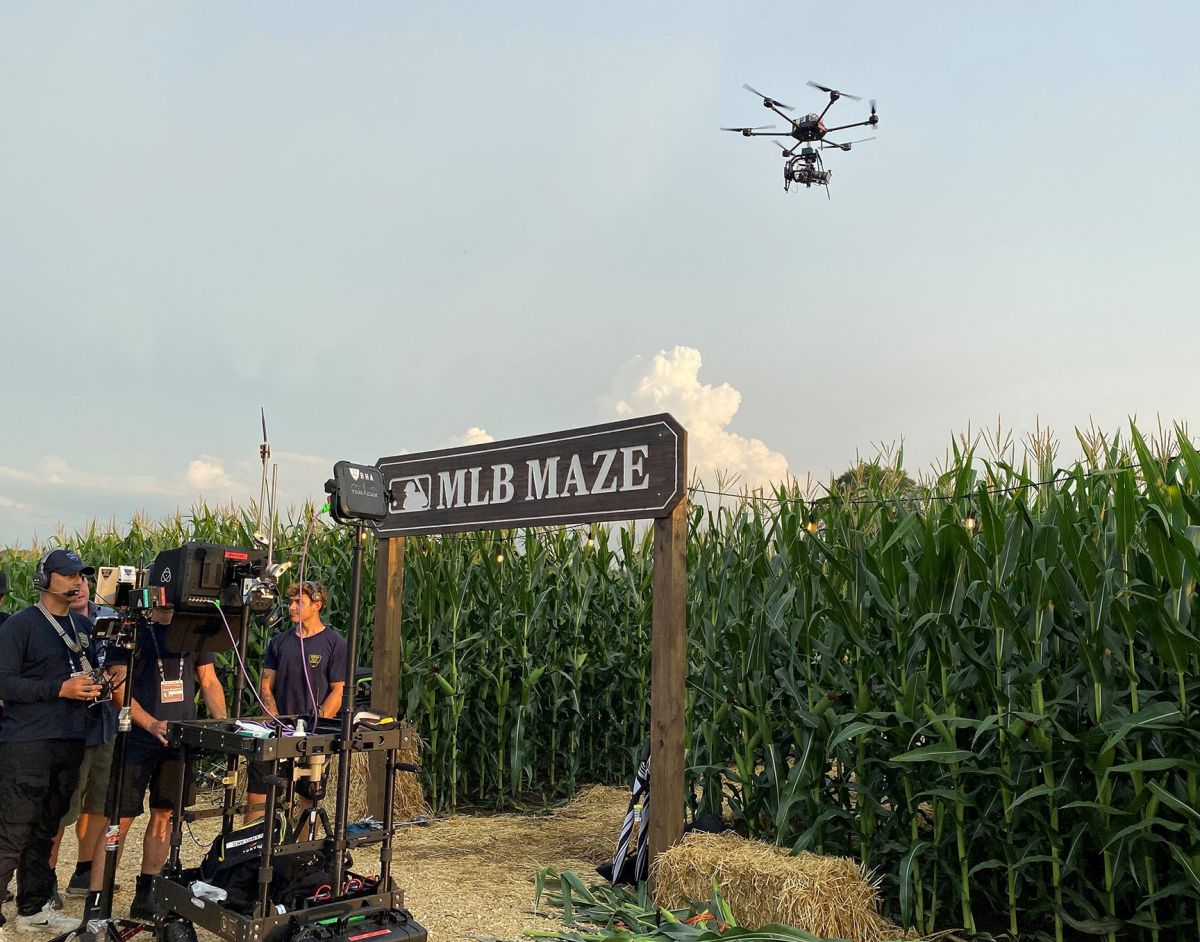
[2,1,1198,546]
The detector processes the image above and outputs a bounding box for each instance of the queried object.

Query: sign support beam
[649,494,688,890]
[368,535,405,817]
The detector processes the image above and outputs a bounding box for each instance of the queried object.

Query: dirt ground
[46,786,629,942]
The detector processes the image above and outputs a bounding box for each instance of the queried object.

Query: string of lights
[686,455,1167,510]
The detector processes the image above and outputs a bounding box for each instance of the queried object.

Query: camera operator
[0,549,106,935]
[246,581,346,832]
[81,604,228,923]
[49,576,118,899]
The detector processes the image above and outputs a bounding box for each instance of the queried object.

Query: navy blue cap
[43,549,96,579]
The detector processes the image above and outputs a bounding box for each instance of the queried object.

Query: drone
[723,81,878,194]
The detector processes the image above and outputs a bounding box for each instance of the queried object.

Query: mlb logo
[391,474,432,513]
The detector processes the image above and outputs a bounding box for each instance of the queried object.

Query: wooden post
[648,494,688,888]
[368,535,405,817]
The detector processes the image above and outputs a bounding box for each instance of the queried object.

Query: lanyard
[36,602,95,675]
[147,627,185,686]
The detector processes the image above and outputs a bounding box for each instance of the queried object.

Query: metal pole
[330,523,365,892]
[97,618,144,921]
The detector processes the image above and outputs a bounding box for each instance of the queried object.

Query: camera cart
[151,498,426,942]
[154,715,425,942]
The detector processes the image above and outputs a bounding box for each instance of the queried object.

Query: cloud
[0,495,25,508]
[185,456,234,490]
[457,427,495,446]
[610,346,791,491]
[1,456,184,497]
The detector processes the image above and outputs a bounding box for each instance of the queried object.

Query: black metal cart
[154,716,426,942]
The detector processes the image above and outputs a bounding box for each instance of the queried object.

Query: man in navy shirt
[82,604,227,922]
[0,549,106,934]
[247,581,347,828]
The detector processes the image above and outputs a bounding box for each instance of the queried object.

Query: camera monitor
[149,542,267,653]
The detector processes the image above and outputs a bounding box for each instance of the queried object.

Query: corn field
[2,422,1198,939]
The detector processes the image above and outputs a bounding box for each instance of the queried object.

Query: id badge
[160,680,185,704]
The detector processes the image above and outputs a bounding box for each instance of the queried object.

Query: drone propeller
[868,99,879,125]
[822,136,876,152]
[807,80,862,101]
[742,84,794,111]
[721,125,776,134]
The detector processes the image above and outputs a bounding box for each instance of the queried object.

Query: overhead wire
[685,455,1173,510]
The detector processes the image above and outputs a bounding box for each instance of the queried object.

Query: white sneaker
[12,902,81,933]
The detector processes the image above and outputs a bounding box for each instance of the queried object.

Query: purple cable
[214,601,291,728]
[294,513,322,728]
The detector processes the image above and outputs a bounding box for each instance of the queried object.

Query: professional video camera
[144,542,275,652]
[90,566,154,646]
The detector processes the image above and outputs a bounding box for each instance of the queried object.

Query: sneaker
[49,877,63,911]
[66,870,92,897]
[12,902,82,933]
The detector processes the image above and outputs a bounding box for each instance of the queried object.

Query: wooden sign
[374,413,685,536]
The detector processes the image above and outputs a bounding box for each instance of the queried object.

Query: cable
[686,454,1172,510]
[293,508,322,729]
[211,600,291,729]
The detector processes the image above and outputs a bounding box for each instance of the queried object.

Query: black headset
[31,546,59,592]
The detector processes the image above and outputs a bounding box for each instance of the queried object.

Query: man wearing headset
[246,580,347,832]
[0,549,106,935]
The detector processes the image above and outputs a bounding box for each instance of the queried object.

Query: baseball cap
[42,549,96,579]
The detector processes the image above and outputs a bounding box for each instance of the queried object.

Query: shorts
[63,739,116,825]
[107,751,196,819]
[248,758,327,803]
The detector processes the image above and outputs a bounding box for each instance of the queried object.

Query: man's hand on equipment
[142,717,169,746]
[60,674,101,700]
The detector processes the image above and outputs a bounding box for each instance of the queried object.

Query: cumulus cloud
[186,456,234,490]
[611,346,791,491]
[458,427,495,446]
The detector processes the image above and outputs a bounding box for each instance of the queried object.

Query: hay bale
[537,785,630,864]
[652,831,903,942]
[325,722,428,822]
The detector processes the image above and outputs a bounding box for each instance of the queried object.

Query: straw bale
[337,723,428,822]
[652,831,904,942]
[536,785,630,863]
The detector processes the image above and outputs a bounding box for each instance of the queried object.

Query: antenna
[255,408,271,541]
[267,463,279,568]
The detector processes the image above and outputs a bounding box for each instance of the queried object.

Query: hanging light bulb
[963,509,979,535]
[805,515,819,535]
[495,549,505,564]
[585,528,596,550]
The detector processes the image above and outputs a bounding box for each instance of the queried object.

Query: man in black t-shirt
[246,581,347,829]
[82,605,227,922]
[0,549,105,934]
